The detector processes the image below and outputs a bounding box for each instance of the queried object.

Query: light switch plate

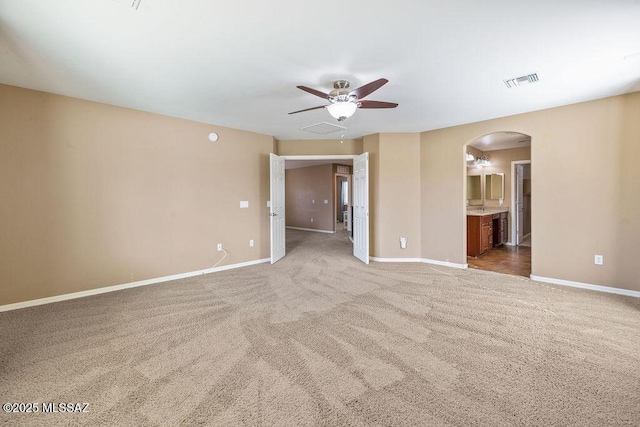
[240,201,249,208]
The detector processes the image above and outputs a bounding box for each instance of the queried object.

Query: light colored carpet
[1,229,639,426]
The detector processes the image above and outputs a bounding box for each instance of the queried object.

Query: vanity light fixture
[466,152,475,161]
[475,155,490,167]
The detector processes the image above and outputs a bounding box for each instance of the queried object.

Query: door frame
[510,160,531,246]
[281,155,357,162]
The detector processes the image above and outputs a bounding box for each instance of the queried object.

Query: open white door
[516,164,524,245]
[270,153,286,264]
[353,152,369,264]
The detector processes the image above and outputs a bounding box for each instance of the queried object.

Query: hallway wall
[285,164,334,232]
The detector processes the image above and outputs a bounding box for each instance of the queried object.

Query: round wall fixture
[208,132,219,142]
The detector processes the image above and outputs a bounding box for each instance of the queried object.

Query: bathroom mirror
[485,173,505,199]
[467,175,482,200]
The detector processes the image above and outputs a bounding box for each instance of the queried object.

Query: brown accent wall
[421,92,640,292]
[0,84,274,306]
[285,164,334,232]
[276,138,363,156]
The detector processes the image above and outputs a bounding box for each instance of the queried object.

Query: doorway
[270,154,370,265]
[512,161,531,248]
[335,174,351,233]
[463,132,532,277]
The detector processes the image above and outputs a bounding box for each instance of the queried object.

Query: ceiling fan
[288,78,398,121]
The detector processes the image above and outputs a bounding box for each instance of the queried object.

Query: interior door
[353,152,369,264]
[516,164,524,245]
[270,153,286,263]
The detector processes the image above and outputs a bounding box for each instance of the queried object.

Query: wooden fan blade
[288,105,326,115]
[358,100,398,109]
[350,78,389,99]
[296,85,330,99]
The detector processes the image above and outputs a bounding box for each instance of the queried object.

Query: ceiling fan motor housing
[329,81,357,104]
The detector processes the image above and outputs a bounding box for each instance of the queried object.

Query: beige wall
[285,164,334,232]
[3,83,638,306]
[276,138,363,156]
[0,84,274,306]
[375,133,422,258]
[421,92,640,292]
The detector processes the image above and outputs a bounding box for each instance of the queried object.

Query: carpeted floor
[1,229,639,426]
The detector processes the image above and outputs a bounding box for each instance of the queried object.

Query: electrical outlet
[217,243,223,251]
[250,240,254,247]
[594,255,603,265]
[310,218,314,222]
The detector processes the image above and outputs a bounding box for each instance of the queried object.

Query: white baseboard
[370,257,468,269]
[530,275,640,299]
[286,226,335,234]
[421,258,468,269]
[0,258,270,313]
[370,257,423,263]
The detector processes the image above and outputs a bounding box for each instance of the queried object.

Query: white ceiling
[1,0,639,141]
[469,132,531,151]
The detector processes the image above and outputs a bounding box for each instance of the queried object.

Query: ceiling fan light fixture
[327,102,358,121]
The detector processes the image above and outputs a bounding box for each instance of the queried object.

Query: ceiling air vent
[504,73,539,88]
[301,122,347,135]
[112,0,142,10]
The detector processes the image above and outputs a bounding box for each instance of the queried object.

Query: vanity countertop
[466,207,509,216]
